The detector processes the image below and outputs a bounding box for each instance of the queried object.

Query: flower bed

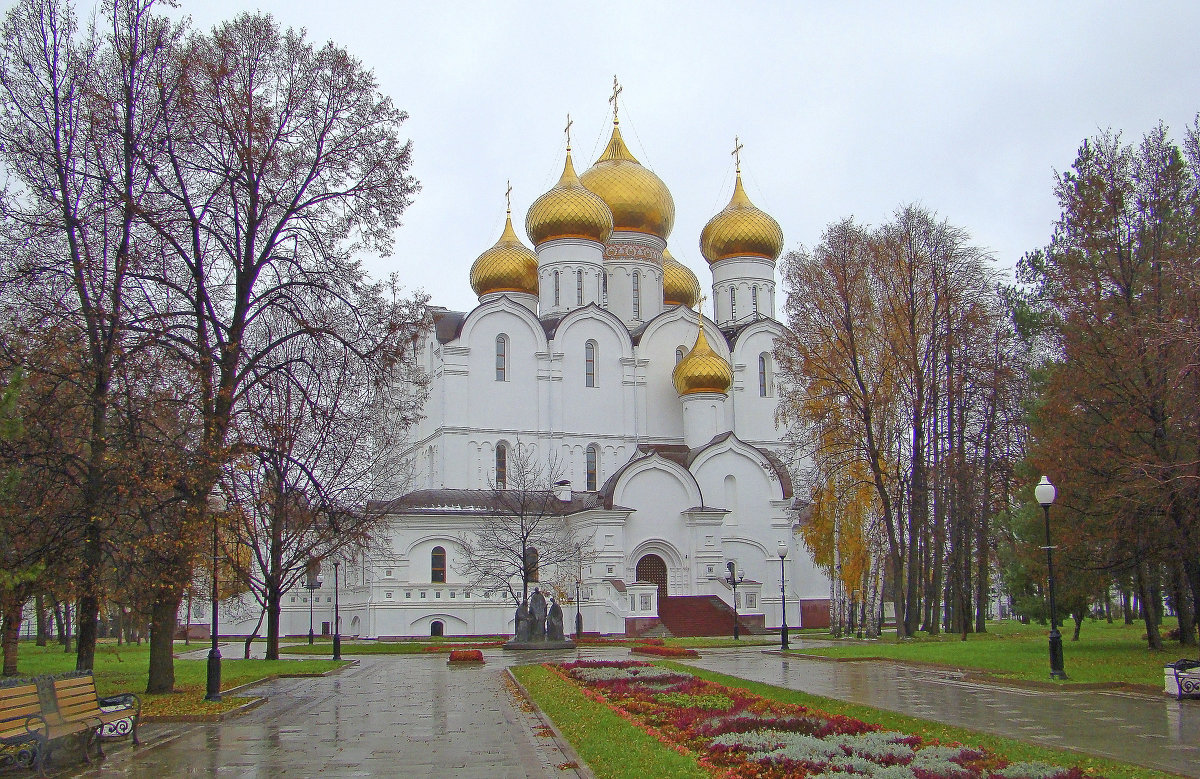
[575,636,666,646]
[552,660,1098,779]
[447,649,485,663]
[631,645,699,658]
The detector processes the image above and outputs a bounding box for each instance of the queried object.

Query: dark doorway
[635,554,668,599]
[430,620,444,637]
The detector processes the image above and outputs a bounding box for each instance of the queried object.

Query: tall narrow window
[676,347,685,364]
[584,341,596,387]
[431,546,446,583]
[602,274,608,305]
[576,270,584,306]
[730,287,736,320]
[495,335,507,381]
[496,444,507,489]
[759,353,771,397]
[553,271,560,306]
[586,445,599,491]
[752,286,759,317]
[632,271,641,320]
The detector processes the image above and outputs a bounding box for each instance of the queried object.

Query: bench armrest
[98,692,141,715]
[23,712,48,735]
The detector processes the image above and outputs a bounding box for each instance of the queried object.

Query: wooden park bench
[0,679,90,776]
[44,672,141,758]
[1166,658,1200,700]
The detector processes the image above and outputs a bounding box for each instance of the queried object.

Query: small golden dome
[699,172,784,264]
[662,248,701,309]
[469,211,539,297]
[673,325,732,396]
[526,151,614,246]
[580,122,675,240]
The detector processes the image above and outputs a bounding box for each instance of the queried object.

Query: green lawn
[8,640,346,717]
[515,661,1182,779]
[789,618,1194,687]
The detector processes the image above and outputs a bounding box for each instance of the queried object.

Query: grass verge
[511,664,708,779]
[9,640,346,718]
[790,619,1194,687]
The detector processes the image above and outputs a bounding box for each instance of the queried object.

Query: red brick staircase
[654,595,761,637]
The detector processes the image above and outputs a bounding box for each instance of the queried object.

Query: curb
[505,668,595,778]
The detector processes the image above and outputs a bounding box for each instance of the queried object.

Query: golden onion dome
[579,122,675,240]
[469,210,539,297]
[526,150,614,246]
[662,249,701,309]
[699,171,784,264]
[672,325,733,396]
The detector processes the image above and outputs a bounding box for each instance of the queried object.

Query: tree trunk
[244,609,265,659]
[35,594,47,647]
[1,598,22,676]
[1137,558,1163,651]
[146,596,181,694]
[1123,589,1134,625]
[1072,610,1084,641]
[62,601,72,653]
[266,587,282,660]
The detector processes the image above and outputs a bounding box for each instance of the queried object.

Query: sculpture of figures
[515,598,532,643]
[547,597,565,642]
[530,588,548,640]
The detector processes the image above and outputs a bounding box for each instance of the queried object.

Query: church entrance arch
[635,554,668,599]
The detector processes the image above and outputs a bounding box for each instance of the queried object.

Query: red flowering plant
[551,660,1101,779]
[447,649,485,663]
[631,645,698,658]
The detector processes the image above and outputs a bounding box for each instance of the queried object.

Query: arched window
[495,444,507,489]
[676,347,686,365]
[632,271,641,320]
[495,335,507,381]
[584,341,596,388]
[586,445,599,491]
[430,620,444,637]
[431,546,446,583]
[553,270,560,306]
[752,286,759,317]
[524,546,539,583]
[759,353,772,397]
[576,270,584,306]
[729,287,736,320]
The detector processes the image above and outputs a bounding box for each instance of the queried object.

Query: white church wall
[728,322,787,446]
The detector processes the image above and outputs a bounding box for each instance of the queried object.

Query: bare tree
[455,445,590,612]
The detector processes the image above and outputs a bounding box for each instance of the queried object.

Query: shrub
[631,645,698,658]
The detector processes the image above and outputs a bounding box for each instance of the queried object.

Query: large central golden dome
[470,210,539,297]
[673,325,733,396]
[580,122,675,241]
[662,248,701,309]
[526,150,613,246]
[699,171,784,264]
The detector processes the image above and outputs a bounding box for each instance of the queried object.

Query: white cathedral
[269,105,830,640]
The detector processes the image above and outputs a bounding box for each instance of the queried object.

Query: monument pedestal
[502,639,576,650]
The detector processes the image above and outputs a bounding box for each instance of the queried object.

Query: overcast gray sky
[144,2,1200,312]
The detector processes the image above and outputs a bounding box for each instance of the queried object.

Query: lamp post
[726,561,744,640]
[777,542,790,651]
[574,544,584,638]
[205,492,223,702]
[332,559,341,661]
[305,559,322,645]
[1035,476,1067,680]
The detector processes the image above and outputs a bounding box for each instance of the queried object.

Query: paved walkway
[54,641,1200,778]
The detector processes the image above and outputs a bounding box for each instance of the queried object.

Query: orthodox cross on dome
[564,113,573,151]
[505,180,512,214]
[732,136,744,173]
[609,75,623,124]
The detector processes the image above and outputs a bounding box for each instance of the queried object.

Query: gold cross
[564,113,573,151]
[609,75,623,123]
[505,180,512,213]
[732,136,744,172]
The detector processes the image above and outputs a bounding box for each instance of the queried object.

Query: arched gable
[551,303,634,361]
[728,318,787,360]
[689,433,787,502]
[609,452,705,510]
[457,295,549,353]
[636,306,730,360]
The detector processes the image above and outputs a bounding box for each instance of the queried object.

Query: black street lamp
[777,542,790,651]
[332,559,342,661]
[205,492,223,702]
[305,559,322,645]
[726,561,744,640]
[1035,476,1067,680]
